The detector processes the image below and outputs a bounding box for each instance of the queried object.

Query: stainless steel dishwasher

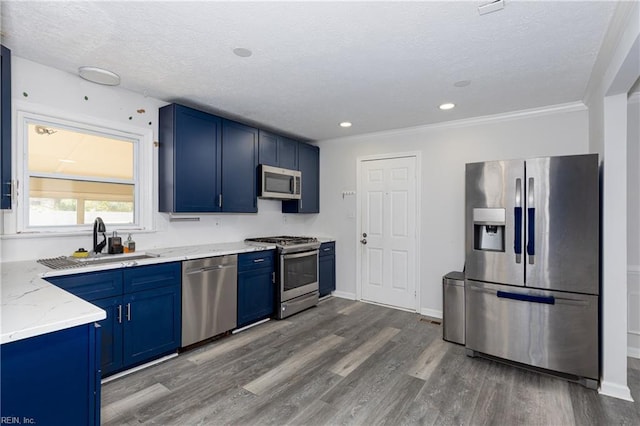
[182,255,237,347]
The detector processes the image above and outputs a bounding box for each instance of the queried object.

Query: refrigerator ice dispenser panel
[472,208,505,252]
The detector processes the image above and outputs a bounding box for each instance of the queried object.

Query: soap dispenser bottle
[125,234,136,253]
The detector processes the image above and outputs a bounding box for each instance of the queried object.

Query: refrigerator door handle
[514,178,522,263]
[527,177,535,262]
[497,290,554,305]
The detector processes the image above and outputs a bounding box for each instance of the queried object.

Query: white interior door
[360,156,417,310]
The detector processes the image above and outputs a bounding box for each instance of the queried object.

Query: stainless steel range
[245,236,321,319]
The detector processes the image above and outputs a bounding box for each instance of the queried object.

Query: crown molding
[318,102,586,143]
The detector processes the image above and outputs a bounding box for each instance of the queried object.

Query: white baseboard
[420,308,443,319]
[628,346,640,359]
[101,353,178,384]
[332,290,356,300]
[599,381,634,401]
[232,318,270,334]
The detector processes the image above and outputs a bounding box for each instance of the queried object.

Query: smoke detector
[78,66,120,86]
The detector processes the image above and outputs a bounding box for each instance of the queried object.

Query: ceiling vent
[478,0,505,16]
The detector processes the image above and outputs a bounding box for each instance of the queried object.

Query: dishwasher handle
[185,264,236,275]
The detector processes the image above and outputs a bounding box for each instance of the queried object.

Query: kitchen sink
[38,252,160,270]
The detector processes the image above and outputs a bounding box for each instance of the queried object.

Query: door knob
[360,239,367,245]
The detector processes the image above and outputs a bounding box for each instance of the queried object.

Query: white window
[15,111,153,233]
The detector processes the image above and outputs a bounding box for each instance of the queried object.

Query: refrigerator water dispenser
[472,208,505,252]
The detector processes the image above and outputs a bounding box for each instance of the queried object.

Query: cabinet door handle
[126,303,131,321]
[117,304,122,324]
[253,258,265,263]
[218,194,223,208]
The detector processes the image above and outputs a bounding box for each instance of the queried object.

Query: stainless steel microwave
[258,164,301,199]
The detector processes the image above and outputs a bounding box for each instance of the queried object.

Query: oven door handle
[282,249,319,260]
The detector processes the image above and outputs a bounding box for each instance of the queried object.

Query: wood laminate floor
[102,297,640,425]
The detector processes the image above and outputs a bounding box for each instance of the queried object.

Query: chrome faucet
[93,217,107,254]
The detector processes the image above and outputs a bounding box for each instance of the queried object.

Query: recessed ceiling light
[454,80,471,88]
[78,66,120,86]
[439,103,456,110]
[233,47,252,57]
[339,122,352,128]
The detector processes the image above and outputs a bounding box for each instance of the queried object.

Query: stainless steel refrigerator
[465,154,599,387]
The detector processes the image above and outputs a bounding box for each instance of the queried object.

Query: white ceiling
[1,1,618,141]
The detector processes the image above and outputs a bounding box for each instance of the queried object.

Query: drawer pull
[253,258,266,263]
[497,291,554,305]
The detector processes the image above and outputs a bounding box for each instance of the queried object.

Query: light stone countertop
[1,241,276,345]
[317,236,336,243]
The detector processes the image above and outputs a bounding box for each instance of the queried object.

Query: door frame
[355,151,422,312]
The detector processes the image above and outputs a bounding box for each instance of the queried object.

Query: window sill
[1,227,156,240]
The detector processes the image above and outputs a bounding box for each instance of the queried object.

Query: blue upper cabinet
[159,104,222,213]
[279,137,298,170]
[258,130,278,167]
[1,45,11,210]
[221,120,258,213]
[258,130,298,170]
[283,143,319,213]
[159,104,259,214]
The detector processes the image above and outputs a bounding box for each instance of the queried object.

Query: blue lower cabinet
[319,242,336,297]
[123,285,181,366]
[237,251,275,328]
[238,266,275,327]
[93,296,124,375]
[124,262,182,294]
[0,323,101,425]
[46,269,122,301]
[46,262,182,377]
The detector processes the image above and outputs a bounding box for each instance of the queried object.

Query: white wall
[0,57,316,261]
[584,0,639,401]
[628,93,640,358]
[313,105,589,315]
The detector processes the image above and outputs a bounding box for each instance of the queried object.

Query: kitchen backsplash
[0,198,318,262]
